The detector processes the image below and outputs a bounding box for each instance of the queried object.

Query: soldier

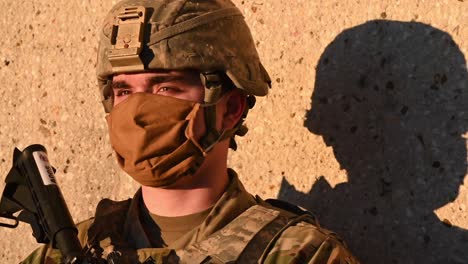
[23,0,359,263]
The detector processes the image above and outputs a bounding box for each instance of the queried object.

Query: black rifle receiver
[0,144,83,263]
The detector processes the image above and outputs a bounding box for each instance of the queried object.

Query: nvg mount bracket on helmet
[108,6,146,73]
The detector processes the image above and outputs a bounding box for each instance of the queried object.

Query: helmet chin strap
[101,79,114,113]
[199,72,238,152]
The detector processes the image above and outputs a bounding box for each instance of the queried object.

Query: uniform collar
[123,168,257,249]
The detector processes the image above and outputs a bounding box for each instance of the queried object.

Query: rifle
[0,144,108,264]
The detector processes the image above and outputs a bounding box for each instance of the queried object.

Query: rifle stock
[0,144,83,263]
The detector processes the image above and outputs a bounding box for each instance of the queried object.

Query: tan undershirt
[149,207,212,247]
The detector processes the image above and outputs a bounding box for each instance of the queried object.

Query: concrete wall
[0,0,467,263]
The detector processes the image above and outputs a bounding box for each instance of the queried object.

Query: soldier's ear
[221,89,247,130]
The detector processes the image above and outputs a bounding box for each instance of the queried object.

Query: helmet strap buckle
[200,72,224,105]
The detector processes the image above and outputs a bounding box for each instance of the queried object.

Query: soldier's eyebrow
[111,75,189,90]
[149,75,186,85]
[112,81,131,89]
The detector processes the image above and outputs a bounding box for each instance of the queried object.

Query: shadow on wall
[278,20,468,264]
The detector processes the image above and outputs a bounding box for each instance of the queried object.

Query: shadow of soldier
[278,20,468,264]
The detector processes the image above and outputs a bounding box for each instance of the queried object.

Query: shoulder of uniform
[253,197,360,263]
[263,198,315,218]
[263,223,360,264]
[257,197,337,243]
[255,196,318,224]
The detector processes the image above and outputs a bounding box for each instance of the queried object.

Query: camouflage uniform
[22,171,358,264]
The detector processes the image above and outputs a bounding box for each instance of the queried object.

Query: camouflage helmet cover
[97,0,271,111]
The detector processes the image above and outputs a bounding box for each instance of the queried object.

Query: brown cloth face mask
[106,93,209,187]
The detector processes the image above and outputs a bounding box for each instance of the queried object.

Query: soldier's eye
[157,87,179,94]
[116,89,132,97]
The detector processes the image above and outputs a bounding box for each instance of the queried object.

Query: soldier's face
[110,70,246,145]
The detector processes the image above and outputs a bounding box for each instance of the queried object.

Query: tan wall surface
[0,0,467,263]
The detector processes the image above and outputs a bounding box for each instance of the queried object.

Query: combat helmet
[97,0,271,149]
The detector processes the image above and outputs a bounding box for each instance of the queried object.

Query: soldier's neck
[141,144,229,217]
